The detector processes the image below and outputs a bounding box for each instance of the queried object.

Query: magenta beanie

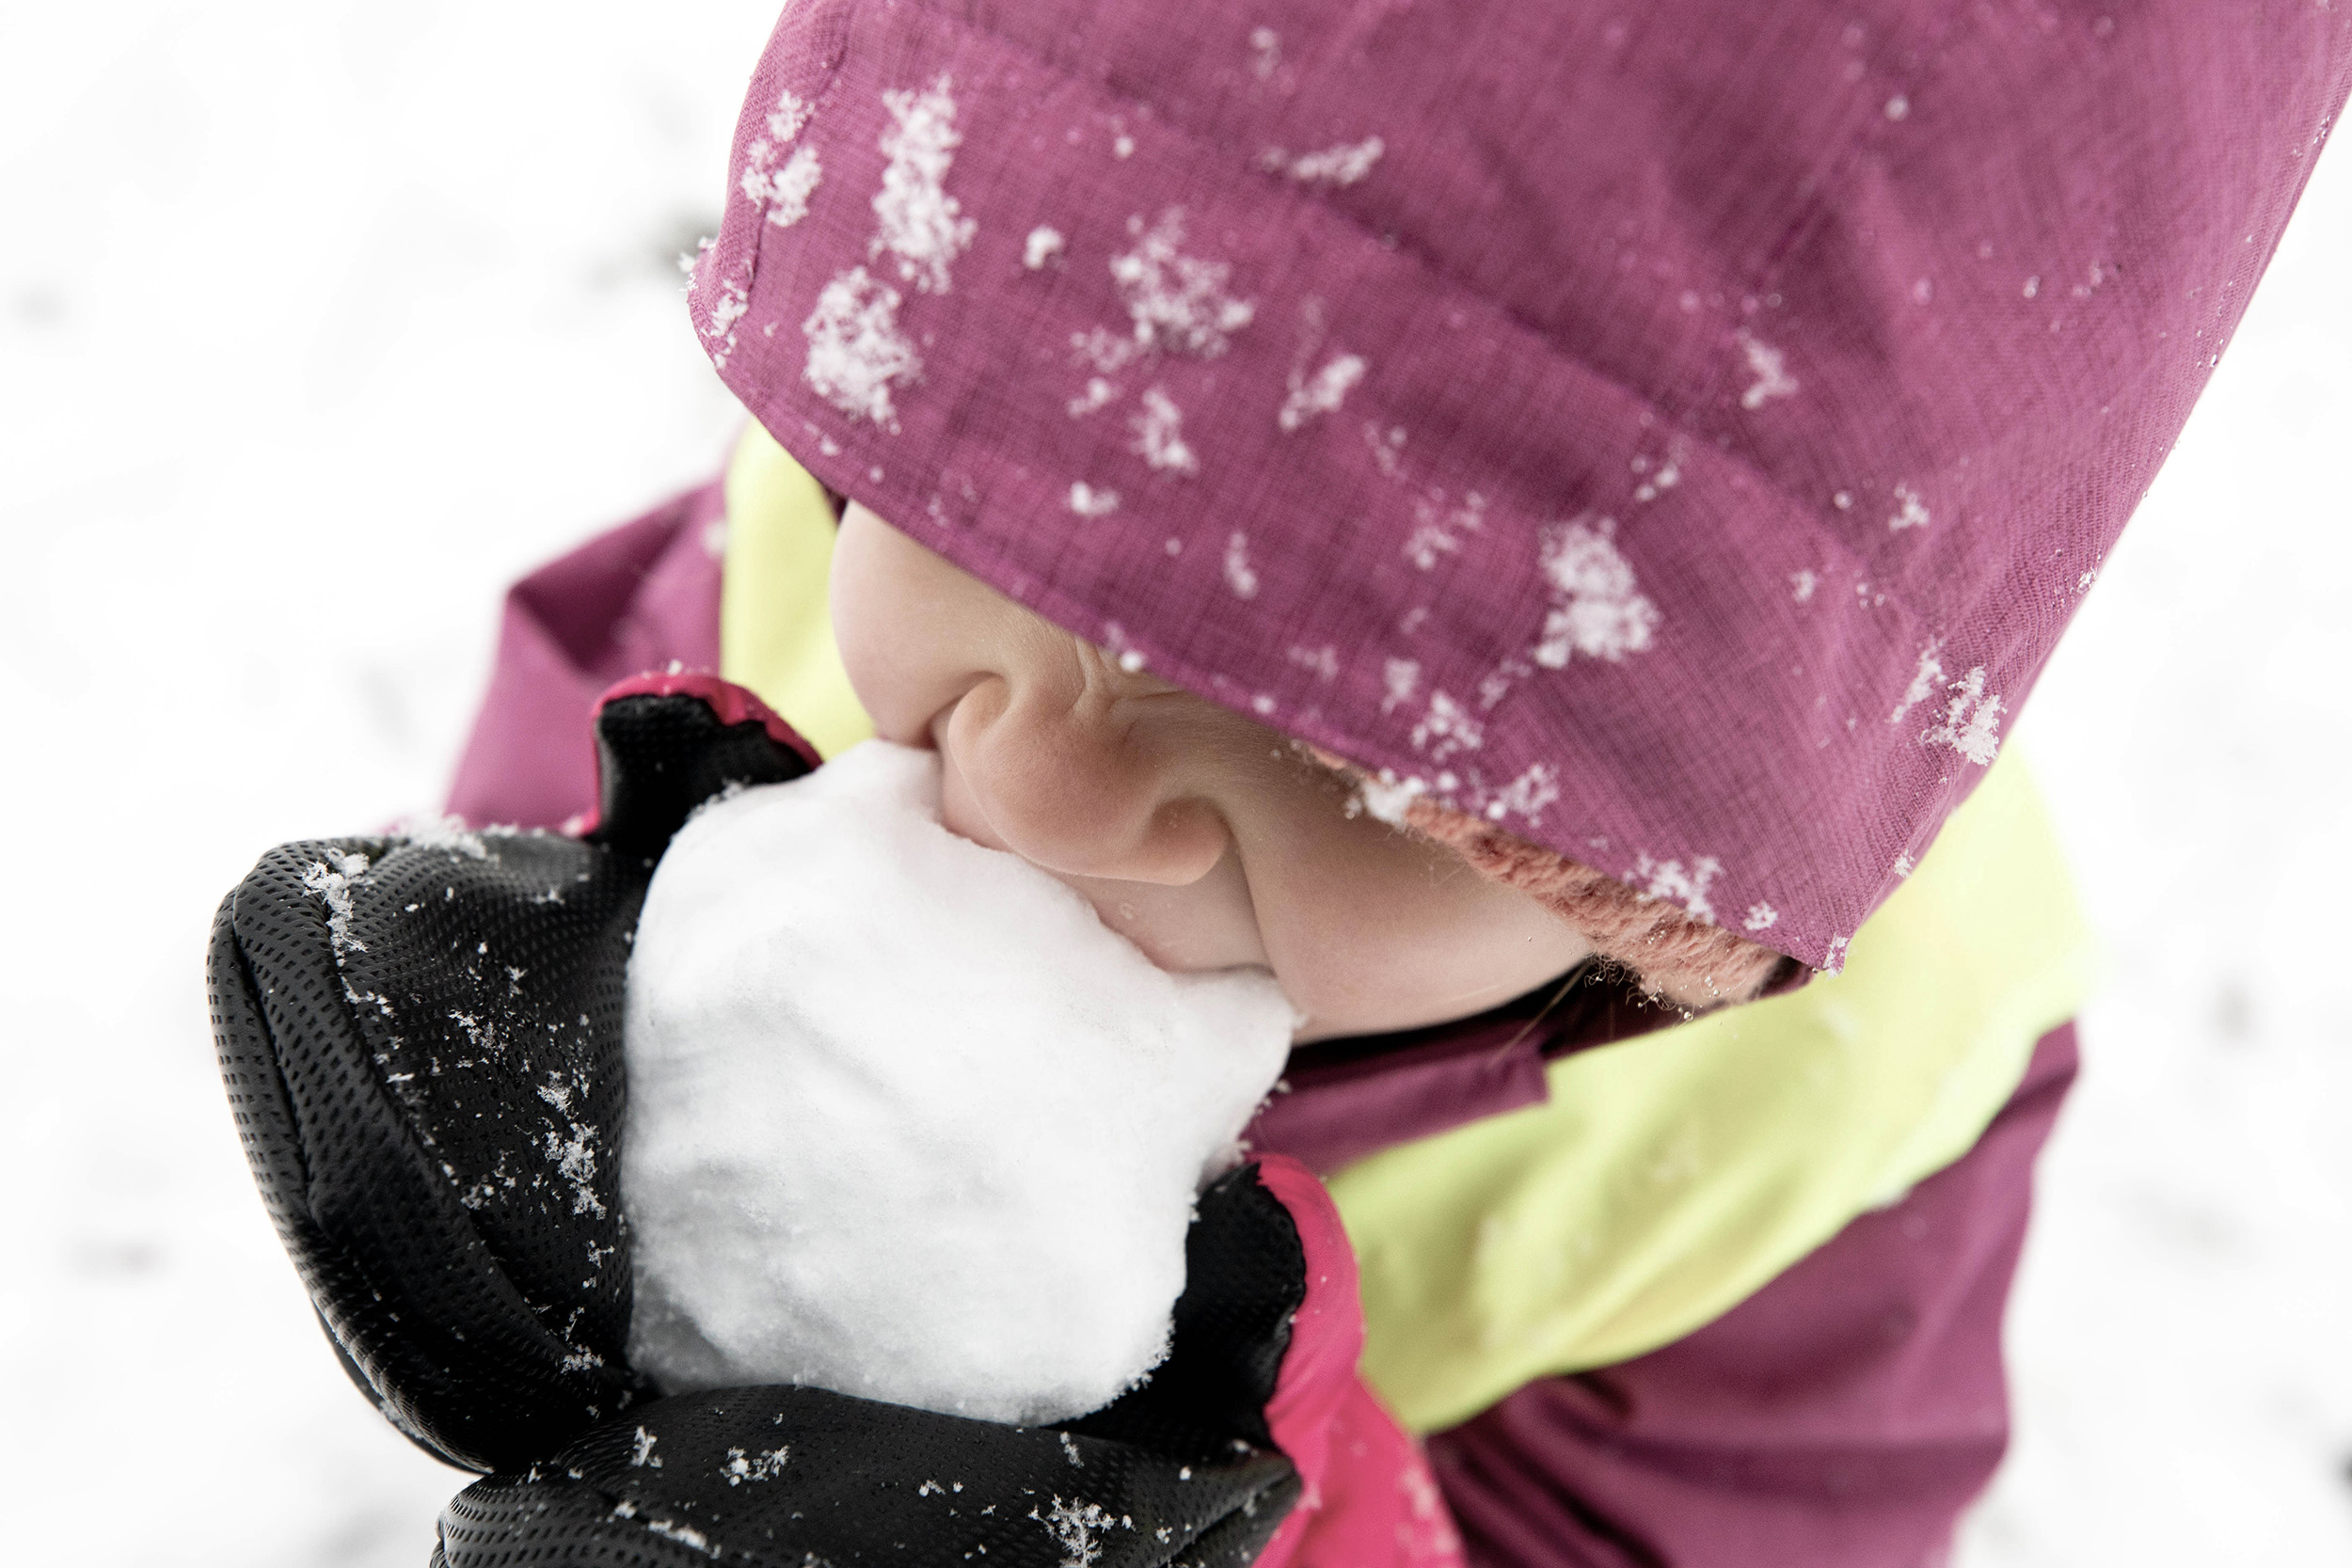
[688,0,2350,982]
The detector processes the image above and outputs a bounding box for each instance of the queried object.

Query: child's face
[831,503,1594,1041]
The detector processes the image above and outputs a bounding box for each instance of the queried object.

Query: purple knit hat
[689,0,2350,979]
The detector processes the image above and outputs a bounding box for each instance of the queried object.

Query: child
[233,2,2350,1563]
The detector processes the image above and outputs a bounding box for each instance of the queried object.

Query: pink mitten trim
[569,672,825,834]
[1252,1157,1465,1568]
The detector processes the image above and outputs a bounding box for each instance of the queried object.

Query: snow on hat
[688,0,2349,990]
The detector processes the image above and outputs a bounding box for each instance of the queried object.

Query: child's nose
[937,669,1232,887]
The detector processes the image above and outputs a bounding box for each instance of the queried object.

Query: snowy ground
[1,7,2344,1564]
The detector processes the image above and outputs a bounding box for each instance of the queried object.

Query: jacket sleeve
[1421,1024,2077,1568]
[444,476,725,830]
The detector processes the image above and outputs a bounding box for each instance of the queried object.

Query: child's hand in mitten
[434,1156,1364,1568]
[208,677,820,1470]
[213,677,1434,1567]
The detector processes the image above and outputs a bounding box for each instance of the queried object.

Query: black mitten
[207,681,816,1471]
[433,1162,1307,1568]
[209,675,1305,1566]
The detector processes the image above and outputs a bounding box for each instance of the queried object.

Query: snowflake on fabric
[1634,854,1723,926]
[1223,531,1260,597]
[1534,515,1660,665]
[1891,639,2002,764]
[1404,490,1486,570]
[721,1447,789,1485]
[872,76,975,293]
[1287,644,1341,681]
[1888,638,1947,722]
[1279,352,1366,431]
[803,267,920,425]
[1887,483,1931,531]
[1129,388,1199,474]
[536,1074,607,1218]
[1381,657,1421,713]
[697,259,754,370]
[642,1519,712,1553]
[1476,655,1534,712]
[1024,225,1066,269]
[449,1009,498,1057]
[1067,375,1119,417]
[1260,135,1385,186]
[792,78,975,421]
[1920,665,2004,765]
[699,88,825,372]
[392,814,488,860]
[1072,325,1139,374]
[739,87,821,229]
[1737,332,1799,409]
[1051,211,1258,454]
[1352,409,1497,582]
[300,850,371,956]
[1110,209,1256,357]
[1408,690,1484,762]
[1630,441,1686,503]
[1478,763,1561,824]
[1034,1497,1116,1568]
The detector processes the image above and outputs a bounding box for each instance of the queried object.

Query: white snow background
[0,6,2344,1563]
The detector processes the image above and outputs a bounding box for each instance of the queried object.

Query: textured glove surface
[208,687,815,1471]
[211,825,649,1471]
[434,1164,1310,1568]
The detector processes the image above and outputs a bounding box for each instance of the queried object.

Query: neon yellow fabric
[719,422,877,760]
[1330,749,2095,1433]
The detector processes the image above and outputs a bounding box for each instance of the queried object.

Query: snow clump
[803,267,920,425]
[1110,209,1255,357]
[872,76,975,293]
[1261,136,1385,186]
[1532,515,1660,665]
[621,740,1295,1426]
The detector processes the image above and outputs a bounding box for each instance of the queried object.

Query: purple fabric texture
[1425,1022,2078,1568]
[446,479,724,832]
[686,0,2349,971]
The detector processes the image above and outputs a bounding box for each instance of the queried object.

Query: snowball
[621,740,1295,1426]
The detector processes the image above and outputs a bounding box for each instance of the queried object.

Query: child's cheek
[1254,827,1595,1040]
